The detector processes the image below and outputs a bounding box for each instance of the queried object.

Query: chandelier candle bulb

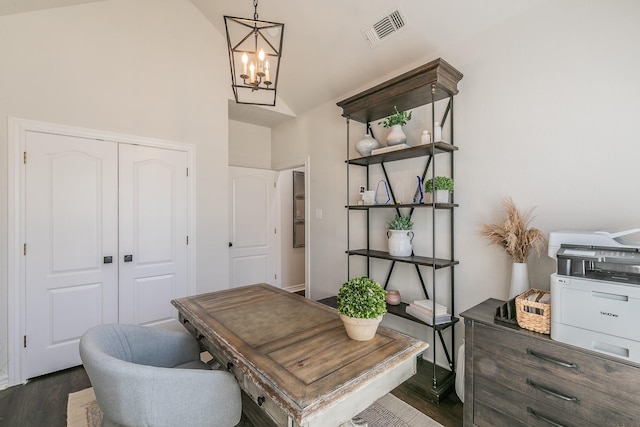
[264,61,271,85]
[257,49,266,76]
[249,63,256,84]
[241,53,249,79]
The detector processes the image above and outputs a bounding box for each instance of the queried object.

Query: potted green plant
[378,106,412,146]
[424,176,454,204]
[337,277,387,341]
[387,215,414,257]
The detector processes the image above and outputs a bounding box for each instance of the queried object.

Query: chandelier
[224,0,285,106]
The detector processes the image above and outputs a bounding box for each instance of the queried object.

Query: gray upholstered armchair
[79,324,242,427]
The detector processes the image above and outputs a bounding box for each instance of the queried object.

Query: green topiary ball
[337,277,387,319]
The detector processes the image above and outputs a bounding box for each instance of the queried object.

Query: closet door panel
[24,132,118,378]
[118,144,188,326]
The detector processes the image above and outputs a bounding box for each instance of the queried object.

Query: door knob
[124,255,133,262]
[229,242,233,247]
[103,256,113,264]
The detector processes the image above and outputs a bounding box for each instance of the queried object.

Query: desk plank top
[172,284,427,423]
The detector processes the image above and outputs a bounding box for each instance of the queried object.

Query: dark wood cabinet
[462,299,640,427]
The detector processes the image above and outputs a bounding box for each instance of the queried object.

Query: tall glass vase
[509,262,530,299]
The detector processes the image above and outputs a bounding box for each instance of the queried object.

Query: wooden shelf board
[317,296,459,331]
[346,142,458,166]
[336,58,463,124]
[347,249,459,269]
[347,202,458,210]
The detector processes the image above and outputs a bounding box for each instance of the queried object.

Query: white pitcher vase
[387,230,414,257]
[509,262,530,299]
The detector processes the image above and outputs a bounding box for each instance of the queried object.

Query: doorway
[278,167,306,294]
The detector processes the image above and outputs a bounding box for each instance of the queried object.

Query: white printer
[549,229,640,363]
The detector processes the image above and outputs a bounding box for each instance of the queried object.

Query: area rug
[67,387,443,427]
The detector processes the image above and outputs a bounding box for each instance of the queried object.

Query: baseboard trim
[283,284,305,293]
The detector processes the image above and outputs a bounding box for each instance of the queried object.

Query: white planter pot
[387,230,414,257]
[386,124,406,146]
[426,190,450,204]
[339,314,383,341]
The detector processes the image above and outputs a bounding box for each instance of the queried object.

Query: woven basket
[515,289,551,334]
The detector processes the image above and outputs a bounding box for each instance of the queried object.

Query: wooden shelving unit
[335,58,463,403]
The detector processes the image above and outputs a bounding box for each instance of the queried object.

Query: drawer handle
[527,407,567,427]
[527,348,579,369]
[257,396,265,407]
[527,379,579,403]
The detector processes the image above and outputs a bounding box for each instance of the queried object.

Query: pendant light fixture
[225,0,285,106]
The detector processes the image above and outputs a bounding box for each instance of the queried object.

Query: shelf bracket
[440,97,452,128]
[383,261,396,290]
[414,264,430,300]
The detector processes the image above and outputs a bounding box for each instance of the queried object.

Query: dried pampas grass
[480,197,546,263]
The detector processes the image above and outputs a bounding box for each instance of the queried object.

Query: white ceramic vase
[509,262,530,299]
[355,133,381,157]
[387,230,414,257]
[386,124,407,146]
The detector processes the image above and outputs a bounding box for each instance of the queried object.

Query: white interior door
[229,167,278,287]
[25,132,118,378]
[118,144,188,327]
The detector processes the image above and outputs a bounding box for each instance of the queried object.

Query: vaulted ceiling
[0,0,548,127]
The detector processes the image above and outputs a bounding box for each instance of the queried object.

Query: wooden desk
[172,284,428,427]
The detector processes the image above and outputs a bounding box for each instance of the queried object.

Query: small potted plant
[378,106,412,146]
[387,215,414,257]
[424,176,454,204]
[337,277,387,341]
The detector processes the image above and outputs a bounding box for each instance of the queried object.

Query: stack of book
[406,299,452,325]
[371,143,410,156]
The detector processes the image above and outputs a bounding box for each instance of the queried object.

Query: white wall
[273,103,347,299]
[229,119,271,169]
[0,0,231,382]
[272,0,640,365]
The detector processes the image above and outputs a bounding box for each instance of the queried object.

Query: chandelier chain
[253,0,258,21]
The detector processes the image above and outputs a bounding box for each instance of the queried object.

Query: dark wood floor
[0,365,91,427]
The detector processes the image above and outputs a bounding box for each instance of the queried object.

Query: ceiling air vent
[362,9,407,48]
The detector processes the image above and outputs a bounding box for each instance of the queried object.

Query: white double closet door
[24,131,188,379]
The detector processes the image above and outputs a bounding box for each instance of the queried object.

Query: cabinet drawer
[474,322,640,407]
[243,376,289,426]
[474,347,639,426]
[475,375,597,427]
[473,401,525,427]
